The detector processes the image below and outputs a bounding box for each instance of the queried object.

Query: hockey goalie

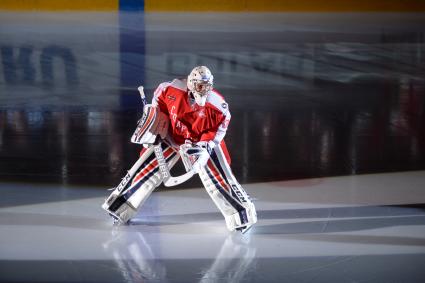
[102,66,257,233]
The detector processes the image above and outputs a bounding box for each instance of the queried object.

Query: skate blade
[236,224,253,234]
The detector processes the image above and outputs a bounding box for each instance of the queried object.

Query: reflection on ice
[103,229,166,282]
[102,227,257,283]
[199,234,256,283]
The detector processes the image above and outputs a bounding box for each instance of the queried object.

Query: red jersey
[152,79,231,147]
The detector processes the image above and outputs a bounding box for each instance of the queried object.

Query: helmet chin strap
[189,91,196,104]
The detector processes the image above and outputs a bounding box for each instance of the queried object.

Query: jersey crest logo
[167,95,176,101]
[197,109,206,118]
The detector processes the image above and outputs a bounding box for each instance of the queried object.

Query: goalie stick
[138,86,195,187]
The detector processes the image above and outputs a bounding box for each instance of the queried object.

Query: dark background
[1,12,424,187]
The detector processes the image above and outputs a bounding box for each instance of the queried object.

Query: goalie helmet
[187,66,214,107]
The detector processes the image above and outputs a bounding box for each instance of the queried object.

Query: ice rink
[1,171,425,282]
[1,10,425,283]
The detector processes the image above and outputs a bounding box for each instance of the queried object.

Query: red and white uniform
[152,78,231,162]
[104,79,257,231]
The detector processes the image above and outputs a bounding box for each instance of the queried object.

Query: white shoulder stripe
[207,90,228,113]
[154,79,186,97]
[169,79,187,91]
[154,81,171,97]
[152,79,186,106]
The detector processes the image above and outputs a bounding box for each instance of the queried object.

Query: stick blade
[163,170,195,187]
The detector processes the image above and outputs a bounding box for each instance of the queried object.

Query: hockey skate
[103,193,134,225]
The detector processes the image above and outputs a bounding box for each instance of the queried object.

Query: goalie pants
[105,142,257,230]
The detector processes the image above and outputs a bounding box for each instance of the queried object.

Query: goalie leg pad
[102,146,155,218]
[199,144,257,232]
[103,143,179,224]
